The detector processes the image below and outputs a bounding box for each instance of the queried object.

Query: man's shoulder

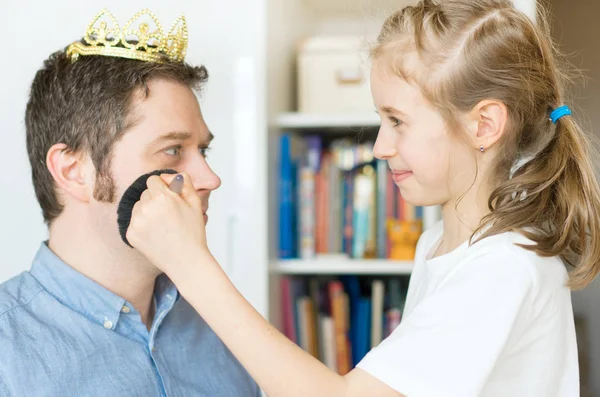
[0,272,43,321]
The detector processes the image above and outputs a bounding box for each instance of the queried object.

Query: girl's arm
[174,253,405,397]
[126,174,405,397]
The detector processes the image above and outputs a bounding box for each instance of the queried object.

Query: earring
[480,145,485,153]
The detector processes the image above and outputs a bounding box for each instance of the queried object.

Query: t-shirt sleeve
[356,251,536,397]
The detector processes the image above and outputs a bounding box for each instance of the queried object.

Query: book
[298,166,316,259]
[371,280,385,348]
[279,134,295,259]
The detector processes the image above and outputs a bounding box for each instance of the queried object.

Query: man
[0,9,259,396]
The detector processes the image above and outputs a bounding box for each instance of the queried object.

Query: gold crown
[66,9,188,63]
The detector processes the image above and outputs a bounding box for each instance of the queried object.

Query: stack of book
[279,134,423,260]
[280,276,407,373]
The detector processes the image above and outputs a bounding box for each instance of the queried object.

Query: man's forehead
[122,82,211,145]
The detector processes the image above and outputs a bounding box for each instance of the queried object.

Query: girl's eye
[389,117,403,127]
[164,146,181,156]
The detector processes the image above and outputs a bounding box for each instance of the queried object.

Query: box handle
[336,67,363,85]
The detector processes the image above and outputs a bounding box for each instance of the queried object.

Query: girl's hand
[126,172,211,277]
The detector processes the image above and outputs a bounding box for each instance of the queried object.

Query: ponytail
[478,114,600,290]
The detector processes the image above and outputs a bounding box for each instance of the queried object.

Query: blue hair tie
[550,105,572,124]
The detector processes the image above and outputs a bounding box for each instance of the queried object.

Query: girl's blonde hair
[373,0,600,289]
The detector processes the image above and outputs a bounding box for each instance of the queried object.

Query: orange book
[315,171,325,253]
[329,282,351,375]
[305,299,318,358]
[341,292,352,369]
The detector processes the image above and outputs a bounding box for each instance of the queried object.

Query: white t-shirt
[357,221,579,397]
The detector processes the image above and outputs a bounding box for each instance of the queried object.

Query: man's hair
[25,51,208,224]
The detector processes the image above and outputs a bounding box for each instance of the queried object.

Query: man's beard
[93,169,116,203]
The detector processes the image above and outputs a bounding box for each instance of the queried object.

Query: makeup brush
[117,169,184,247]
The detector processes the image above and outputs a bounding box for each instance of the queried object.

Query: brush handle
[168,174,184,195]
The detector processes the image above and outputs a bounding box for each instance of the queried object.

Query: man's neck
[48,215,160,329]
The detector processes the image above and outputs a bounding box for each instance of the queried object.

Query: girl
[128,0,600,396]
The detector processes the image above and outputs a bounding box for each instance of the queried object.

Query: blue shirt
[0,243,259,397]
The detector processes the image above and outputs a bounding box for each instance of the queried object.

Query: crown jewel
[66,9,188,63]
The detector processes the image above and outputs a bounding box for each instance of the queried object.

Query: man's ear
[46,144,91,203]
[467,99,508,151]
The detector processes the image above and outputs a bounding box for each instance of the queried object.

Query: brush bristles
[117,169,177,247]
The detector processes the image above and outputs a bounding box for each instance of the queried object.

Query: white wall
[0,0,268,315]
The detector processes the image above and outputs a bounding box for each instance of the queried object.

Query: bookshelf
[272,257,414,275]
[276,112,380,129]
[269,107,441,377]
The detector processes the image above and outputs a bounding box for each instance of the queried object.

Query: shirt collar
[30,242,179,331]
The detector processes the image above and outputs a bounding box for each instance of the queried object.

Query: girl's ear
[468,99,508,151]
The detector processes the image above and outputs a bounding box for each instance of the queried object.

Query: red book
[396,189,404,221]
[280,278,296,343]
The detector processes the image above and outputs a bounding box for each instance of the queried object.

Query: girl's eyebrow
[381,106,408,118]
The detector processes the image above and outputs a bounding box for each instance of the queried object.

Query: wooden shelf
[271,255,413,275]
[276,112,380,129]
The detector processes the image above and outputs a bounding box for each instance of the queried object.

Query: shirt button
[103,320,113,329]
[121,305,130,314]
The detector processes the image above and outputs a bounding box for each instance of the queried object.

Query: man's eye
[164,147,181,156]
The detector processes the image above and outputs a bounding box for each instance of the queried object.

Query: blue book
[279,134,294,258]
[290,161,298,258]
[305,136,322,172]
[356,299,372,364]
[416,205,423,220]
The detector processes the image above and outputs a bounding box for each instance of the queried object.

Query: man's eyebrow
[147,130,214,150]
[148,131,192,147]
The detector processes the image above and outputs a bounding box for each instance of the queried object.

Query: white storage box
[297,36,373,114]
